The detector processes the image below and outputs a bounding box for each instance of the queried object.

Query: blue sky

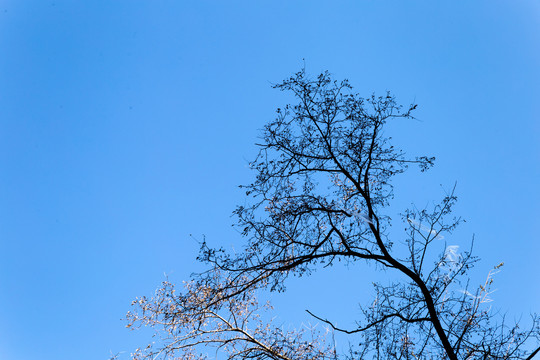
[1,1,539,359]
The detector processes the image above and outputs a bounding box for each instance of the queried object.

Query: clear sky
[1,1,539,359]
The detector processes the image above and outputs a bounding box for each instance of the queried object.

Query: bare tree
[121,70,539,360]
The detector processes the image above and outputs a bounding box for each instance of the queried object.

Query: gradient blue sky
[1,1,539,359]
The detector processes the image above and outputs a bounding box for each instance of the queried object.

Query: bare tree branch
[120,69,539,360]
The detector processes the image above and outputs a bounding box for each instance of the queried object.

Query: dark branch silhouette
[120,70,540,360]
